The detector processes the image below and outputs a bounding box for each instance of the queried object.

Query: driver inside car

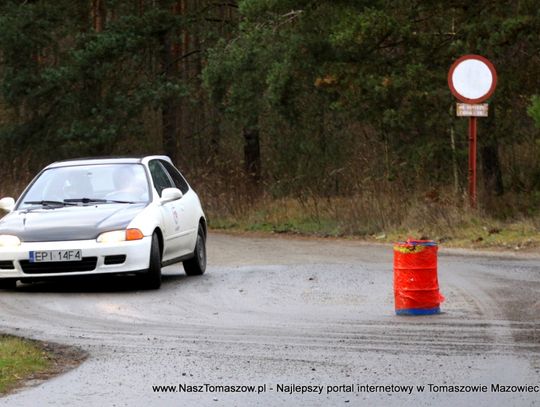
[106,166,149,202]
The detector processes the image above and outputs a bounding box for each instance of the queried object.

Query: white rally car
[0,156,207,289]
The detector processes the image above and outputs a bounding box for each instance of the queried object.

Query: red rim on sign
[448,55,497,104]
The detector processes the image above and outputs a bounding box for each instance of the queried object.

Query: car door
[159,160,199,253]
[147,160,186,261]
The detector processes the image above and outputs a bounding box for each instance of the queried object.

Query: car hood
[0,203,148,242]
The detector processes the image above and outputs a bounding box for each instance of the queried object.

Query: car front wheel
[140,233,162,289]
[183,225,206,276]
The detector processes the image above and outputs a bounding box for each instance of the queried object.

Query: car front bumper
[0,237,152,279]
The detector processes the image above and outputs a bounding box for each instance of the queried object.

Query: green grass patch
[0,335,52,394]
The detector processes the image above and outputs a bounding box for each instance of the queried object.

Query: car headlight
[97,230,125,243]
[0,235,21,247]
[97,229,144,243]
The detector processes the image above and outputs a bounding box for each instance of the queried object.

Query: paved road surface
[1,233,539,406]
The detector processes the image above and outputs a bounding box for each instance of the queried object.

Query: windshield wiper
[64,198,138,204]
[106,199,139,204]
[24,200,77,207]
[64,198,107,204]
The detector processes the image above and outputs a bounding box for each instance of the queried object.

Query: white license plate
[29,250,82,263]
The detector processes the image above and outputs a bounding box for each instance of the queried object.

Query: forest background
[0,0,539,249]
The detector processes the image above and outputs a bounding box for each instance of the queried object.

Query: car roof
[46,155,172,169]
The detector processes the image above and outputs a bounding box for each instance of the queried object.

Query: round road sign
[448,55,497,103]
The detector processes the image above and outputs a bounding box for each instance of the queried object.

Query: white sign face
[451,59,494,100]
[456,103,488,117]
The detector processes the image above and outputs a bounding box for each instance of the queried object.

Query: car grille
[0,261,14,269]
[19,257,98,274]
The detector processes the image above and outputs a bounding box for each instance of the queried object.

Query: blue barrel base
[395,307,440,316]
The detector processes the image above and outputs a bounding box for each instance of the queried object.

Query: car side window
[160,160,189,194]
[148,160,173,197]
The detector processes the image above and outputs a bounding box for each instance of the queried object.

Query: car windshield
[18,164,150,209]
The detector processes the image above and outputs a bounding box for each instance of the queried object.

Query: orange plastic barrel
[393,239,444,315]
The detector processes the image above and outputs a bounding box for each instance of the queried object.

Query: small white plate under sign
[456,103,488,117]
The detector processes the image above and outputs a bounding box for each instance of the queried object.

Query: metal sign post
[468,117,477,207]
[448,55,497,208]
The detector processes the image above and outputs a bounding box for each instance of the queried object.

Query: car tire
[0,279,17,290]
[140,233,162,289]
[183,225,206,276]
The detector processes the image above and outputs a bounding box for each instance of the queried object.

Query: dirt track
[1,233,539,406]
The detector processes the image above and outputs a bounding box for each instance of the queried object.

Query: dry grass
[204,189,540,250]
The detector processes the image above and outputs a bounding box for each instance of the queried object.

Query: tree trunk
[209,105,221,157]
[91,0,106,32]
[159,31,178,163]
[481,106,504,196]
[174,0,188,169]
[481,143,504,196]
[243,125,261,184]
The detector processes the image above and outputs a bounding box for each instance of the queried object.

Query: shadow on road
[8,272,191,293]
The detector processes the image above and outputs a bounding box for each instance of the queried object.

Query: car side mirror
[0,197,15,212]
[161,188,183,203]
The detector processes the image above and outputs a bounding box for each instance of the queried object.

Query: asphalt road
[1,233,539,406]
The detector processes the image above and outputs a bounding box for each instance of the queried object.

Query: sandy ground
[0,233,539,406]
